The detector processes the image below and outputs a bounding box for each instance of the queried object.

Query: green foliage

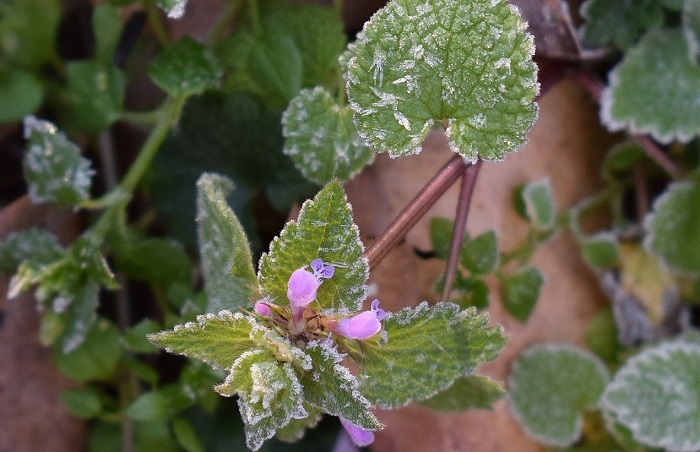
[60,387,104,418]
[0,0,60,69]
[126,384,196,420]
[172,417,205,452]
[359,302,506,408]
[644,178,700,274]
[0,228,62,273]
[685,0,700,62]
[601,28,700,144]
[580,0,665,50]
[149,37,221,97]
[419,375,504,412]
[54,319,122,381]
[196,173,258,312]
[344,0,538,160]
[602,340,700,451]
[22,117,94,206]
[0,69,43,122]
[580,233,620,268]
[92,4,122,64]
[123,319,162,354]
[65,61,125,132]
[460,230,499,276]
[157,0,187,19]
[521,179,555,230]
[114,237,192,287]
[584,309,620,364]
[258,181,368,313]
[508,344,609,447]
[282,87,374,184]
[429,217,454,260]
[500,266,543,322]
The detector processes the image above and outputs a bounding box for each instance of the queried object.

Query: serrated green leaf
[359,301,506,408]
[601,28,700,143]
[522,179,555,230]
[580,233,620,268]
[196,173,257,312]
[684,0,700,62]
[60,387,104,418]
[344,0,538,160]
[460,230,498,275]
[501,266,543,322]
[282,87,374,184]
[0,228,62,273]
[275,403,323,443]
[127,383,196,421]
[580,0,665,50]
[0,0,60,69]
[215,349,306,451]
[157,0,187,19]
[123,319,162,353]
[258,181,368,313]
[602,340,700,451]
[54,319,122,381]
[300,341,381,431]
[149,37,220,96]
[115,237,192,286]
[0,69,43,122]
[429,217,454,261]
[65,61,125,132]
[22,116,94,206]
[419,374,504,412]
[172,417,205,452]
[148,311,257,370]
[508,344,609,447]
[644,178,700,274]
[92,4,121,64]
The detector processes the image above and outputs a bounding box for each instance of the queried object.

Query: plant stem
[365,155,469,270]
[441,159,482,301]
[143,0,170,48]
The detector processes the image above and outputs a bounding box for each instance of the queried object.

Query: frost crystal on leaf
[344,0,538,160]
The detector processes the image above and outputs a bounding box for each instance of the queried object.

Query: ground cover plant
[0,0,698,450]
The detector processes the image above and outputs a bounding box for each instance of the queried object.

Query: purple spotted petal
[311,258,334,279]
[370,299,386,321]
[338,310,382,340]
[340,418,374,447]
[287,268,321,307]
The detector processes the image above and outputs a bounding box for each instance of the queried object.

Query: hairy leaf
[522,178,555,230]
[501,266,543,322]
[344,0,538,160]
[149,37,220,96]
[580,0,665,50]
[0,228,62,273]
[508,344,609,447]
[419,375,504,412]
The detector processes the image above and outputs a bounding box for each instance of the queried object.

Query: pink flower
[254,300,272,316]
[287,268,322,308]
[337,299,386,340]
[340,418,374,447]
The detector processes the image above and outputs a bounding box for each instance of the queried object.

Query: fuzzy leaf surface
[0,228,62,273]
[522,179,555,230]
[196,173,257,312]
[508,344,609,447]
[359,301,506,408]
[282,87,374,184]
[602,341,700,451]
[419,374,504,412]
[149,37,220,96]
[344,0,538,160]
[258,181,367,313]
[601,28,700,143]
[580,0,665,49]
[644,178,700,274]
[501,266,543,322]
[22,116,94,206]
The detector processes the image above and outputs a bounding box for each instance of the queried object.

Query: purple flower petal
[370,299,386,321]
[338,310,382,340]
[287,268,321,307]
[310,258,324,273]
[254,301,272,316]
[311,258,335,279]
[340,418,374,447]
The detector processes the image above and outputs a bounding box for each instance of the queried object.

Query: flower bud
[287,268,321,307]
[254,300,272,317]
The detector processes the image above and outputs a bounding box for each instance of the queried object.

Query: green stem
[143,0,171,48]
[120,109,161,125]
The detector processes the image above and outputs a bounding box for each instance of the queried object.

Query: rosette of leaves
[343,0,538,160]
[150,174,507,449]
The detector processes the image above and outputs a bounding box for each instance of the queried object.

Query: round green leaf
[501,266,543,322]
[644,179,700,274]
[602,341,700,451]
[282,87,374,184]
[508,344,609,447]
[344,0,538,160]
[580,233,620,268]
[149,37,221,97]
[601,28,700,143]
[460,230,499,275]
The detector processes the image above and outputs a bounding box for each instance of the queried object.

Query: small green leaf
[344,0,538,160]
[460,230,498,275]
[54,319,122,381]
[419,375,504,412]
[580,0,665,50]
[501,266,543,322]
[157,0,187,18]
[60,387,104,418]
[300,341,381,431]
[123,319,162,353]
[0,228,62,273]
[149,37,220,96]
[584,308,620,363]
[65,61,125,132]
[359,301,506,408]
[172,417,205,452]
[126,384,196,421]
[602,340,700,451]
[601,28,700,143]
[0,0,60,69]
[521,179,555,230]
[644,178,700,274]
[275,403,323,443]
[22,116,94,206]
[0,69,43,122]
[92,4,122,63]
[601,141,645,181]
[215,349,306,451]
[685,0,700,62]
[196,173,257,312]
[115,237,192,286]
[148,311,257,370]
[580,233,620,268]
[282,87,374,184]
[508,344,609,447]
[453,274,490,309]
[258,181,368,313]
[429,217,454,260]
